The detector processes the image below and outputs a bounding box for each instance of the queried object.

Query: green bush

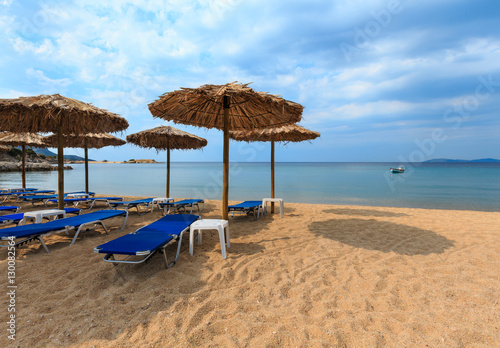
[26,148,36,156]
[8,148,22,157]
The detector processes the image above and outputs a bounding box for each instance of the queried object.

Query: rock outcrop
[0,149,73,172]
[0,162,72,171]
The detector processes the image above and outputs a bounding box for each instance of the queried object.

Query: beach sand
[1,196,499,347]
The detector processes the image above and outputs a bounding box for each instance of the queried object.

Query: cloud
[25,68,72,88]
[1,0,499,161]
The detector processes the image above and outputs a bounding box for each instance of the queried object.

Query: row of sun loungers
[108,198,205,215]
[1,195,269,269]
[0,210,128,253]
[19,191,96,205]
[1,187,37,193]
[0,207,81,226]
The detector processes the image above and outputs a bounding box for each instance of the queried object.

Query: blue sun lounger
[109,198,154,215]
[20,192,96,206]
[0,207,81,226]
[0,192,13,203]
[88,197,124,207]
[94,214,200,268]
[0,213,24,225]
[1,189,36,202]
[0,210,128,253]
[48,196,123,209]
[159,199,205,214]
[1,188,37,193]
[228,201,263,220]
[16,189,56,196]
[15,190,56,200]
[0,206,20,214]
[47,197,92,208]
[20,194,58,206]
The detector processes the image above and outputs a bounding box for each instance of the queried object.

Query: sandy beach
[1,196,499,347]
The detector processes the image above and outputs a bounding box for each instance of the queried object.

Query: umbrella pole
[21,144,26,189]
[84,143,89,194]
[222,95,230,220]
[57,126,64,210]
[271,140,275,213]
[166,144,170,198]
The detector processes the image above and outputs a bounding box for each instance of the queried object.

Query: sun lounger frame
[95,215,200,268]
[0,206,20,214]
[160,199,205,215]
[109,199,154,215]
[228,201,263,220]
[0,210,128,253]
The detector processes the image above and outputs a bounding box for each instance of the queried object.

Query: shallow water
[1,162,499,211]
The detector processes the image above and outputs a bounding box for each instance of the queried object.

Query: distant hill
[425,158,500,163]
[30,147,95,162]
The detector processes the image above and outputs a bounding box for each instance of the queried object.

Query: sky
[0,0,499,162]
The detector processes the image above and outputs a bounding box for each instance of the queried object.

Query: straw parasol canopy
[0,94,128,209]
[0,132,48,188]
[230,124,320,142]
[230,124,320,213]
[149,82,303,219]
[44,133,126,194]
[44,133,126,149]
[126,126,207,197]
[0,94,128,134]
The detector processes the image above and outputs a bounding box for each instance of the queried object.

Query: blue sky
[1,0,499,162]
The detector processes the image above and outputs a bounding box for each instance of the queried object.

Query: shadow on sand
[309,218,454,255]
[323,208,409,218]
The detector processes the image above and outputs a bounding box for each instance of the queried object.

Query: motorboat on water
[390,165,405,173]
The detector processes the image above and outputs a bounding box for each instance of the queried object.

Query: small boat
[390,165,405,173]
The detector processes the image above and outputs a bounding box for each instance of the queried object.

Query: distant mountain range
[425,158,500,163]
[30,147,95,162]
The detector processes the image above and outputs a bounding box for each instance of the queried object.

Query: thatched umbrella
[44,133,126,194]
[230,124,320,213]
[0,94,128,209]
[0,132,47,189]
[126,126,207,197]
[148,82,303,219]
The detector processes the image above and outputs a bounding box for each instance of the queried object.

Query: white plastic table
[189,219,230,259]
[151,198,174,212]
[262,198,284,218]
[22,209,66,224]
[66,193,89,199]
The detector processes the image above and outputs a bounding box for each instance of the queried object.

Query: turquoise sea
[1,162,499,212]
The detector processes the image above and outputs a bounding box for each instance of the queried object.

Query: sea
[1,162,499,212]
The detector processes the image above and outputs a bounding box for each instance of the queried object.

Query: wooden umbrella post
[57,126,64,211]
[84,141,89,194]
[166,142,170,198]
[222,95,230,220]
[21,144,26,189]
[271,139,275,214]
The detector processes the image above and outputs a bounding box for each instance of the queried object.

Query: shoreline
[68,160,159,164]
[105,194,500,213]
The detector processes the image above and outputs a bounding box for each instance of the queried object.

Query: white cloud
[25,68,72,88]
[1,0,499,161]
